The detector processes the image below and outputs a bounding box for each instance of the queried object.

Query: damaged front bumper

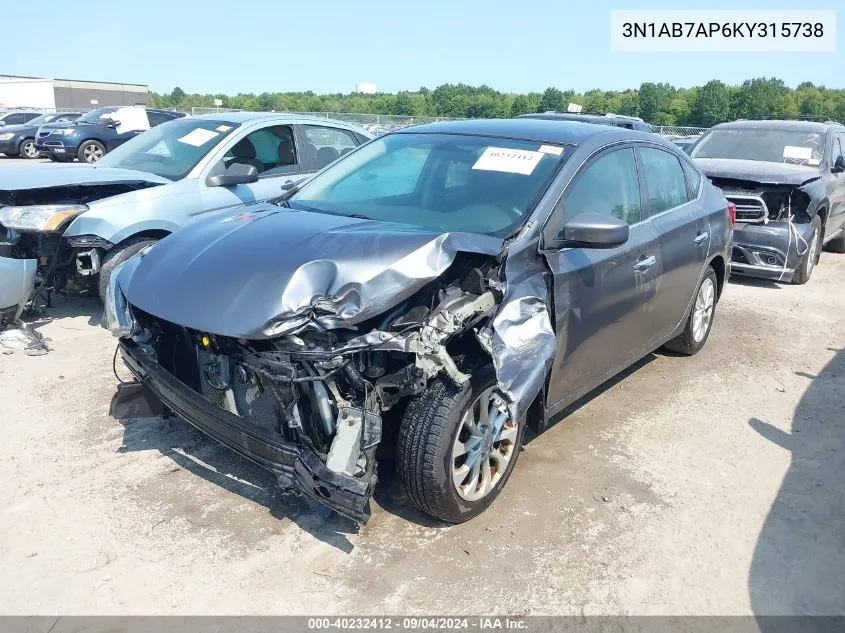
[0,254,36,324]
[114,338,375,522]
[730,221,814,282]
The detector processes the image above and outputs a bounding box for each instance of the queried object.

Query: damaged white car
[106,119,732,522]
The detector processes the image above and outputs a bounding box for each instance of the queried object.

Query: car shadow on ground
[118,414,361,552]
[22,292,103,333]
[728,274,783,290]
[114,352,660,536]
[748,347,845,621]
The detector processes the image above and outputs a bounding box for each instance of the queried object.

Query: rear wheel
[19,138,39,159]
[664,266,718,356]
[791,215,822,285]
[397,362,525,523]
[97,237,159,301]
[78,140,106,163]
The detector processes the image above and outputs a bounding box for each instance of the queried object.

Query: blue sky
[3,0,841,94]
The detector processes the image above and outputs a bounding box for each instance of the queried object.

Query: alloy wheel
[692,277,715,343]
[22,140,38,158]
[451,387,518,501]
[83,143,103,162]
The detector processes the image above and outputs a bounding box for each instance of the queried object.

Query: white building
[0,75,149,110]
[356,82,377,95]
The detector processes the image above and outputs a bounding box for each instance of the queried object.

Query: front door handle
[694,232,709,245]
[633,255,656,272]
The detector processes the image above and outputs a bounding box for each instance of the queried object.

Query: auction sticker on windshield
[783,145,813,160]
[178,128,220,147]
[473,147,544,175]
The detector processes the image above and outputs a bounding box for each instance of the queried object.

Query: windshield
[27,114,60,126]
[77,107,120,124]
[287,132,569,237]
[691,128,826,165]
[96,118,239,180]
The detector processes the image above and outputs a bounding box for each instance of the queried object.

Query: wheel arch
[707,254,727,299]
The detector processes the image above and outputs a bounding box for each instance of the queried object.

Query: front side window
[96,118,239,180]
[691,128,825,165]
[561,148,642,224]
[288,132,568,237]
[302,125,359,169]
[639,146,690,216]
[215,125,298,178]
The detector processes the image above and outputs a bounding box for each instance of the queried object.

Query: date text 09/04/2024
[621,22,824,39]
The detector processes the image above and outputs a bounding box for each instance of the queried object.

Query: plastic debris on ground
[0,321,50,356]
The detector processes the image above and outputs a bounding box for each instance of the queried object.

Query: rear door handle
[633,255,656,272]
[694,232,709,245]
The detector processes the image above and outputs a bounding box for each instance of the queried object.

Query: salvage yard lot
[1,172,844,615]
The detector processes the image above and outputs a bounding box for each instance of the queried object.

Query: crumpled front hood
[695,158,821,187]
[0,164,170,192]
[122,204,504,339]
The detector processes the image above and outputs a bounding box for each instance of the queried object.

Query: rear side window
[147,111,175,127]
[639,146,690,217]
[562,147,642,224]
[681,158,702,197]
[3,113,27,125]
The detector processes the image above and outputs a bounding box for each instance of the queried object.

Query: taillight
[727,201,737,227]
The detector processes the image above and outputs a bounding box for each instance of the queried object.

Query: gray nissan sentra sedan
[105,118,733,524]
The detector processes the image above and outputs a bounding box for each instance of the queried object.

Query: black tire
[97,237,158,301]
[19,138,39,159]
[824,231,845,254]
[77,140,106,163]
[664,266,718,356]
[791,215,822,285]
[397,362,526,523]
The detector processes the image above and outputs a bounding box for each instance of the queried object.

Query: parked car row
[0,111,83,159]
[2,113,843,526]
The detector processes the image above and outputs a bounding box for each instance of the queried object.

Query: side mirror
[105,119,120,129]
[206,163,259,187]
[544,212,630,250]
[833,155,845,173]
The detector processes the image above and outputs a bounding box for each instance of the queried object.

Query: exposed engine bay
[118,254,505,519]
[0,182,159,308]
[708,174,824,280]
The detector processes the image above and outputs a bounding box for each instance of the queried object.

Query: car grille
[726,194,767,224]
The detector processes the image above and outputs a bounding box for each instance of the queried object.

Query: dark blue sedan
[35,106,185,163]
[0,112,83,158]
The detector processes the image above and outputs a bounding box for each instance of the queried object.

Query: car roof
[713,119,843,133]
[393,117,651,145]
[1,109,42,115]
[191,111,355,125]
[519,112,646,124]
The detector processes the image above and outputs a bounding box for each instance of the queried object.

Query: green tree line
[150,78,845,127]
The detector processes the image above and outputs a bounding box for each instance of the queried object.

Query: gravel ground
[0,204,843,614]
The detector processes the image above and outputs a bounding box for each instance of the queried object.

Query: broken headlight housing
[102,245,154,338]
[0,204,87,232]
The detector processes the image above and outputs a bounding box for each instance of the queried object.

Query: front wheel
[78,140,106,163]
[19,138,40,159]
[397,362,525,523]
[97,237,159,301]
[664,266,718,356]
[791,215,822,285]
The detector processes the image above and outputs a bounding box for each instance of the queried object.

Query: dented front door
[540,145,661,414]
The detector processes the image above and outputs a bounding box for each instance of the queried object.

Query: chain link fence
[652,125,709,138]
